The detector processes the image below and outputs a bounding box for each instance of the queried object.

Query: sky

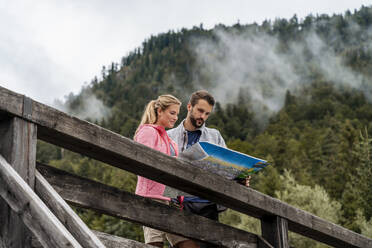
[1,0,371,105]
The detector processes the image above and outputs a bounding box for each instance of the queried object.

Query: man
[167,90,250,186]
[168,90,226,153]
[166,90,250,243]
[166,90,225,248]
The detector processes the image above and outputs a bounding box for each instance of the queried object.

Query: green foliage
[351,128,372,220]
[36,140,61,164]
[220,209,261,235]
[48,150,137,193]
[276,170,342,222]
[275,170,341,248]
[357,209,372,238]
[340,182,363,232]
[253,158,282,197]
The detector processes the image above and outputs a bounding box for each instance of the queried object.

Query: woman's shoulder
[138,124,158,132]
[135,124,160,140]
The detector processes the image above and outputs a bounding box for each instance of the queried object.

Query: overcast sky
[1,0,371,104]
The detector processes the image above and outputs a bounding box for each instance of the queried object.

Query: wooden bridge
[0,86,371,248]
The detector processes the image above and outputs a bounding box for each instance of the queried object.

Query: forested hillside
[38,5,372,247]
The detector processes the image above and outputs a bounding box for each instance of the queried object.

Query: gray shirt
[164,120,226,198]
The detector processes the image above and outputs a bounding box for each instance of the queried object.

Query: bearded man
[168,90,226,152]
[167,90,251,247]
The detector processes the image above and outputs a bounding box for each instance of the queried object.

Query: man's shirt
[186,130,202,149]
[167,120,226,152]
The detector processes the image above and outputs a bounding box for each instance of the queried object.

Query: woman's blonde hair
[135,94,181,134]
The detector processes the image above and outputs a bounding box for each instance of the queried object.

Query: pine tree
[352,128,372,220]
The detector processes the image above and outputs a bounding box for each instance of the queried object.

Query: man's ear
[187,103,192,112]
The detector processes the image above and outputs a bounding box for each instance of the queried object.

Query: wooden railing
[0,86,371,248]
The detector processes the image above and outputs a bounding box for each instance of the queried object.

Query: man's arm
[215,130,227,148]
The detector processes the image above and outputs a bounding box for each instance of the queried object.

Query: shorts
[143,226,188,246]
[143,199,188,246]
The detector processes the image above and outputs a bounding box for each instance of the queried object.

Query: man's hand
[236,175,251,187]
[244,175,251,187]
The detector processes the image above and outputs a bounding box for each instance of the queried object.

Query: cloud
[0,2,83,104]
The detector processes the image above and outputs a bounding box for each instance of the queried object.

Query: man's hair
[189,90,215,107]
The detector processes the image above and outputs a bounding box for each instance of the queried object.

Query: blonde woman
[135,95,199,248]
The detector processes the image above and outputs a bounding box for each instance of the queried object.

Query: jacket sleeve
[216,130,227,148]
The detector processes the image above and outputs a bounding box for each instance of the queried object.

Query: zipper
[182,131,187,152]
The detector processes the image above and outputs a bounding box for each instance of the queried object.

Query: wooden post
[34,171,105,248]
[261,216,289,248]
[0,154,82,248]
[0,116,37,248]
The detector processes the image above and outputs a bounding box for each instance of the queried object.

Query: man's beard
[190,114,204,128]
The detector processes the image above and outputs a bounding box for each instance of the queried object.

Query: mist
[191,19,372,124]
[54,91,111,122]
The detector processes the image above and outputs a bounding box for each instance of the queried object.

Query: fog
[192,19,371,123]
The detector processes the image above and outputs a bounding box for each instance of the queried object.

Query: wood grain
[35,171,105,248]
[261,216,289,248]
[0,155,82,248]
[37,163,258,248]
[0,117,36,248]
[31,230,154,248]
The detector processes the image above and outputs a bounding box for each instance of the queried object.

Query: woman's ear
[157,108,163,117]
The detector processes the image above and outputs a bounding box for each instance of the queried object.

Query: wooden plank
[0,155,82,248]
[0,88,23,119]
[1,86,372,247]
[0,117,36,248]
[257,236,274,248]
[37,163,258,248]
[93,231,154,248]
[31,230,154,248]
[34,171,106,248]
[261,216,289,248]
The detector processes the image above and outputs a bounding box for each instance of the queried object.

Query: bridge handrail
[0,86,371,248]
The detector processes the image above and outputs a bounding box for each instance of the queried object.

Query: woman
[135,95,199,248]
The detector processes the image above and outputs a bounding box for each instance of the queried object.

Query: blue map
[179,141,269,179]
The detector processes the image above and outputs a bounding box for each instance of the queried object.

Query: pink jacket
[134,124,179,201]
